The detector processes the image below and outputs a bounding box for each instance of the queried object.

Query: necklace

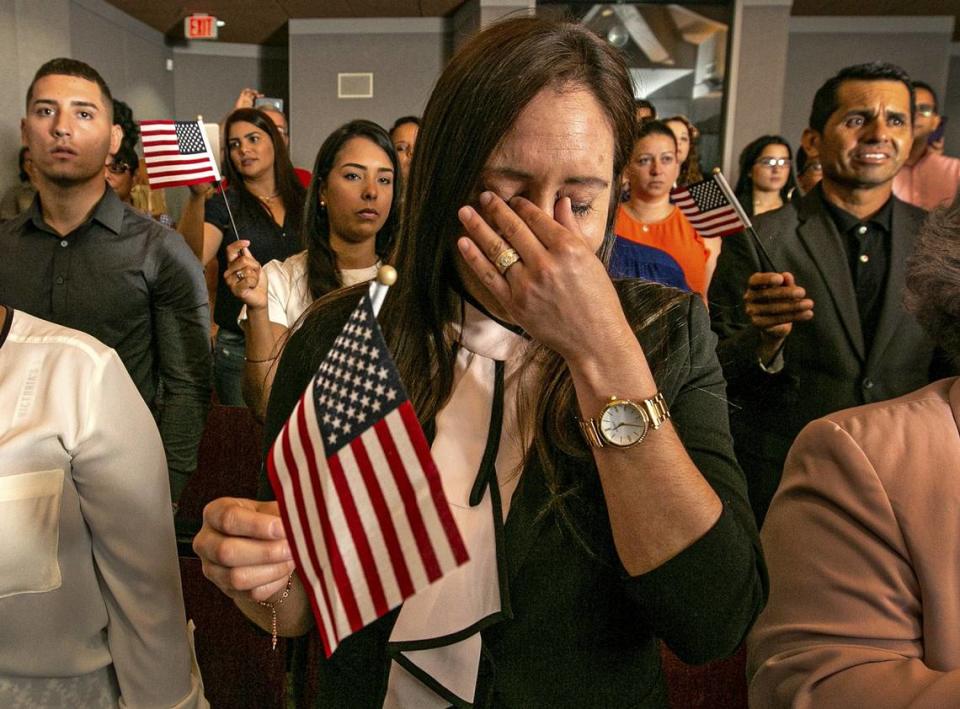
[252,190,280,204]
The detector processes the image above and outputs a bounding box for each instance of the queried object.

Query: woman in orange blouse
[615,120,713,298]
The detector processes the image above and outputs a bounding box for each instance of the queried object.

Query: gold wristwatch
[577,392,670,448]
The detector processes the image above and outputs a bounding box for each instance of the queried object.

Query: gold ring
[235,271,246,281]
[494,248,521,275]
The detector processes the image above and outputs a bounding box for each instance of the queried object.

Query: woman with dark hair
[181,107,307,405]
[225,119,399,418]
[195,17,764,707]
[734,135,797,218]
[389,115,421,181]
[664,115,703,186]
[748,193,960,707]
[615,120,711,297]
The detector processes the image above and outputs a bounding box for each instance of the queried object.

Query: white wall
[288,18,448,170]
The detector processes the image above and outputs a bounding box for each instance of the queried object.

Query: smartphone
[254,97,284,114]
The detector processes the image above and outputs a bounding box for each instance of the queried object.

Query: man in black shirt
[0,58,211,503]
[709,63,936,524]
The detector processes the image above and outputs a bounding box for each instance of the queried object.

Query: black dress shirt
[0,188,211,488]
[822,192,893,354]
[205,188,299,333]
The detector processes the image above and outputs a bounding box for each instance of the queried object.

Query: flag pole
[368,265,397,317]
[196,113,240,243]
[711,167,780,273]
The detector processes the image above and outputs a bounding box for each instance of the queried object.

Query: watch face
[599,401,648,447]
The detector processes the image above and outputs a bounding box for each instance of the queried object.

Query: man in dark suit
[710,62,938,525]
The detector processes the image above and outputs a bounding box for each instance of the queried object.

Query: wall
[173,42,287,126]
[0,0,73,196]
[288,18,447,170]
[781,16,954,152]
[725,0,792,181]
[0,0,173,200]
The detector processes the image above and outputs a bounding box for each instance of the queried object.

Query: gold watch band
[576,391,670,449]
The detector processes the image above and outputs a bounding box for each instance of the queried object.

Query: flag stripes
[269,365,468,657]
[670,173,748,238]
[139,119,220,190]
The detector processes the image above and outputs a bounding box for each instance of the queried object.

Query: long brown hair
[298,18,686,521]
[302,120,400,300]
[222,107,306,240]
[376,18,684,501]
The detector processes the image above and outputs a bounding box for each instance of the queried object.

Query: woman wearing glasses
[734,136,797,219]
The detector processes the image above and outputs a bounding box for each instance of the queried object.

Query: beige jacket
[748,377,960,708]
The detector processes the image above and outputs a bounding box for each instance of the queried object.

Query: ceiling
[104,0,468,45]
[106,0,960,45]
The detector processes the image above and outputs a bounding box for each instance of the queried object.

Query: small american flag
[267,294,469,657]
[139,120,221,189]
[671,173,748,238]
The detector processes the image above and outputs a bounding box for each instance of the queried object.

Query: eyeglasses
[756,157,791,169]
[915,105,936,118]
[107,161,131,175]
[800,161,823,175]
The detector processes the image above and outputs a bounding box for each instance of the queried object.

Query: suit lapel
[795,193,866,361]
[866,199,914,370]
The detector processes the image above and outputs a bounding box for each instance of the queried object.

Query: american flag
[670,173,748,238]
[139,120,221,189]
[267,294,469,657]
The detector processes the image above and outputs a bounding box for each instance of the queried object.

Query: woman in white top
[225,120,400,418]
[0,305,206,708]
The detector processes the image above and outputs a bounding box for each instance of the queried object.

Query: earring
[319,199,326,212]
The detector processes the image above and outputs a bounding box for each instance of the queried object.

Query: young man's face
[22,74,120,187]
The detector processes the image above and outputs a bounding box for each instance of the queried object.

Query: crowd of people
[1,13,960,709]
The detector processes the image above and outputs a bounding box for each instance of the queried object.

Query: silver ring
[235,270,246,281]
[494,248,521,275]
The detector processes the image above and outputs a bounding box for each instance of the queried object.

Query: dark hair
[912,80,938,112]
[734,135,797,218]
[112,99,139,145]
[376,18,683,510]
[905,192,960,361]
[113,143,140,174]
[297,18,685,534]
[808,62,915,134]
[222,107,306,242]
[17,147,29,183]
[303,120,400,300]
[664,115,702,185]
[27,58,113,118]
[635,118,678,147]
[389,116,421,138]
[795,146,810,174]
[634,98,657,119]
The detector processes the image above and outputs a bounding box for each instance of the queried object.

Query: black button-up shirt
[0,188,211,484]
[823,193,893,355]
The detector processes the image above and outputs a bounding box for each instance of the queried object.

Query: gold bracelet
[245,354,278,364]
[257,573,293,651]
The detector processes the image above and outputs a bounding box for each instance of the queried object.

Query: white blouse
[385,301,532,707]
[0,309,205,708]
[239,251,380,330]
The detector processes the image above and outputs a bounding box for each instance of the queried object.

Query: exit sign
[185,14,218,40]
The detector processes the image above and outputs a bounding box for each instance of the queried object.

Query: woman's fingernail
[479,191,493,206]
[459,205,475,222]
[457,237,471,254]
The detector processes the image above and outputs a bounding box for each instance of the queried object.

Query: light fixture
[607,24,629,48]
[216,19,226,27]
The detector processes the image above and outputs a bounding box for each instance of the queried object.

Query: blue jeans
[213,329,246,406]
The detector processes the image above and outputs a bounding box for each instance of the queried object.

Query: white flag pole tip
[368,265,396,317]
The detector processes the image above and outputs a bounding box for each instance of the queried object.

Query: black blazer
[709,186,936,522]
[261,282,765,708]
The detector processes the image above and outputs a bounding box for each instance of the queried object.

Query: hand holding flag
[671,169,779,272]
[267,270,468,658]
